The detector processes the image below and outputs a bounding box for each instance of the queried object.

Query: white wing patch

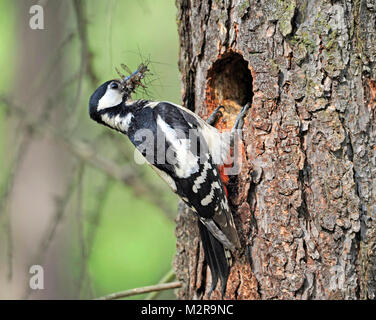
[157,115,199,179]
[161,101,230,165]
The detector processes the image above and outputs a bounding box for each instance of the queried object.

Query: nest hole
[205,52,253,130]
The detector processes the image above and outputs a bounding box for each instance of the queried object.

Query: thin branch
[145,268,176,300]
[96,282,182,300]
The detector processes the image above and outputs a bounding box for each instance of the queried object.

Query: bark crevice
[174,0,376,300]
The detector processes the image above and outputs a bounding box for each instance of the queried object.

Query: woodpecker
[88,64,249,296]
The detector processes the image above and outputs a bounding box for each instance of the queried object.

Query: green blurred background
[0,0,180,299]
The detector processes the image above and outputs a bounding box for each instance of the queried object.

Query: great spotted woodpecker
[88,64,249,296]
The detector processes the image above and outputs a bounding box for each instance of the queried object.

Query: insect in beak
[115,63,150,97]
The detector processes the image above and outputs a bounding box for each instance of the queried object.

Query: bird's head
[89,63,149,124]
[89,79,127,122]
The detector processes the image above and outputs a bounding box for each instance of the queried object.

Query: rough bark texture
[173,0,376,300]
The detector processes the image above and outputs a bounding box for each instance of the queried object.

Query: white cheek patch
[97,89,123,111]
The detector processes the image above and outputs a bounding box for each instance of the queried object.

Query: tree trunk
[173,0,376,300]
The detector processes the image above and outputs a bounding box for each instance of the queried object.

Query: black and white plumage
[89,79,241,295]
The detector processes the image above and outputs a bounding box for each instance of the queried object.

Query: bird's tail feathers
[197,220,231,297]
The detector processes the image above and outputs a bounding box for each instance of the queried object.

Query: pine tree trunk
[173,0,376,300]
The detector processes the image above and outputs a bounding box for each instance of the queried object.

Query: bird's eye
[110,82,119,89]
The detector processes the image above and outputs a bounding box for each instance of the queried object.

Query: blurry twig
[23,165,79,299]
[3,0,178,298]
[106,0,116,71]
[0,127,32,281]
[145,269,177,300]
[77,173,114,299]
[81,176,113,298]
[37,0,50,6]
[60,138,176,220]
[0,27,78,280]
[96,281,182,300]
[29,32,75,97]
[86,177,113,256]
[72,0,98,87]
[67,0,98,133]
[1,97,176,220]
[75,164,89,298]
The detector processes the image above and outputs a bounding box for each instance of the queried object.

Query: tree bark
[173,0,376,300]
